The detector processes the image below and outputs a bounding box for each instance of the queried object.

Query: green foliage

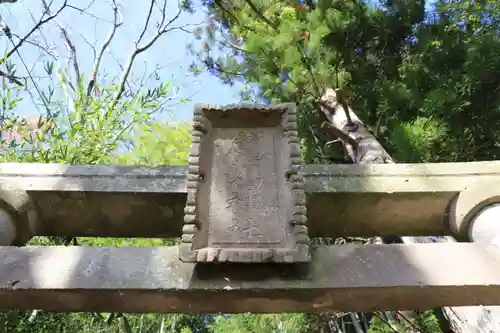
[0,311,212,333]
[388,116,449,162]
[367,311,441,333]
[0,74,167,164]
[114,121,192,166]
[191,0,500,164]
[0,64,208,332]
[209,314,311,333]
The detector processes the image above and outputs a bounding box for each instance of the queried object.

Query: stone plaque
[179,103,310,263]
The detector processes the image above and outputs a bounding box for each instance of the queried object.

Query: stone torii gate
[0,103,499,315]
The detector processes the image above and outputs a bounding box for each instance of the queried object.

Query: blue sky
[0,0,242,123]
[0,0,436,124]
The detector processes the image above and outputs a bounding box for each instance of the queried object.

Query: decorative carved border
[285,104,310,254]
[179,103,310,263]
[178,104,205,262]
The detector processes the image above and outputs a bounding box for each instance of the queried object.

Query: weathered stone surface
[469,204,500,244]
[442,189,500,333]
[0,243,499,313]
[445,203,500,333]
[0,163,186,192]
[0,210,16,245]
[31,192,186,238]
[181,104,309,263]
[0,181,38,245]
[0,161,500,238]
[449,181,500,241]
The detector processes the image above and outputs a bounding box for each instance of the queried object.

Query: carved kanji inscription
[180,104,310,263]
[209,128,281,247]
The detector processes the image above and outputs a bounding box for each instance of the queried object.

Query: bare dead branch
[321,121,358,148]
[10,33,56,60]
[137,0,155,46]
[24,8,75,100]
[318,90,356,130]
[319,87,394,164]
[23,4,74,115]
[66,3,114,23]
[136,12,185,54]
[4,0,67,61]
[334,88,354,126]
[77,31,97,61]
[157,0,168,28]
[112,1,189,106]
[89,0,122,96]
[41,0,80,88]
[76,0,96,13]
[108,51,134,94]
[23,9,60,61]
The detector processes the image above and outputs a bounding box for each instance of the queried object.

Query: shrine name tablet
[179,104,310,263]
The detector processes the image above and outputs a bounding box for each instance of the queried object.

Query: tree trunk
[319,88,500,333]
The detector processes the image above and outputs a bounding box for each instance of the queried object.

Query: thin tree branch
[66,3,113,23]
[213,0,240,25]
[40,0,80,87]
[321,121,358,148]
[107,51,134,93]
[242,0,277,29]
[10,33,56,59]
[4,0,67,61]
[137,0,155,45]
[372,313,400,333]
[348,313,365,333]
[0,69,23,85]
[157,0,168,28]
[23,8,61,61]
[335,88,354,126]
[318,97,354,128]
[88,0,122,96]
[112,1,188,106]
[396,311,427,333]
[6,35,52,116]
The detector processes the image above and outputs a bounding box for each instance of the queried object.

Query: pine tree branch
[242,0,278,29]
[214,0,240,25]
[239,0,322,97]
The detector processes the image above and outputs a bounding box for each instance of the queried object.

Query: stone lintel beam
[0,161,499,238]
[0,243,499,313]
